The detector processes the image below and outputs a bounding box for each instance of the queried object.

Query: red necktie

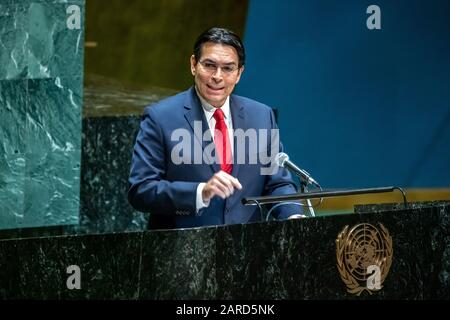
[213,108,233,174]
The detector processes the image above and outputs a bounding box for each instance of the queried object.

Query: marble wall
[0,0,85,230]
[0,75,177,239]
[79,75,177,234]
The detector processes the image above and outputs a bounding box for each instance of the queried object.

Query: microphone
[275,152,321,188]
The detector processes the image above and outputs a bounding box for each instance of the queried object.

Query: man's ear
[235,65,245,84]
[190,55,197,76]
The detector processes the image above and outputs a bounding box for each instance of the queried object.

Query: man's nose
[212,67,224,81]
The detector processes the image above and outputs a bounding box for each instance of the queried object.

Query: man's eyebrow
[202,58,237,65]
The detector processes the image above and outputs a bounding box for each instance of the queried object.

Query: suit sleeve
[128,108,198,215]
[263,108,304,219]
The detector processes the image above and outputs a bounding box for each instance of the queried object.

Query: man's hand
[202,171,242,203]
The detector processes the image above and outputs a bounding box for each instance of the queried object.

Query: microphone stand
[299,176,316,217]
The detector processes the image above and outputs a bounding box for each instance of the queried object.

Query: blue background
[237,0,450,188]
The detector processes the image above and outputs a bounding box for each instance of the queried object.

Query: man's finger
[212,180,232,198]
[218,171,242,190]
[231,177,242,190]
[215,174,235,194]
[209,185,227,199]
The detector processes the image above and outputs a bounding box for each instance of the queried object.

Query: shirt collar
[195,86,231,121]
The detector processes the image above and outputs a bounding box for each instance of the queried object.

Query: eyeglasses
[198,60,239,75]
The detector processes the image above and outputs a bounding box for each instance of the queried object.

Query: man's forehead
[199,42,239,61]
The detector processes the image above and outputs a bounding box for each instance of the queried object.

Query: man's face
[191,42,244,108]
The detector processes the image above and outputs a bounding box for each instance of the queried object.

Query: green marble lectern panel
[0,0,84,230]
[0,203,448,299]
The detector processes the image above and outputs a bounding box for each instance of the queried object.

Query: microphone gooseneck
[275,152,321,188]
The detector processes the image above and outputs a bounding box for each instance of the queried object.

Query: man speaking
[128,27,301,229]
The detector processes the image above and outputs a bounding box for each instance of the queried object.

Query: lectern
[0,201,448,299]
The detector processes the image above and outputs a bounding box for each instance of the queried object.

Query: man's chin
[205,97,226,107]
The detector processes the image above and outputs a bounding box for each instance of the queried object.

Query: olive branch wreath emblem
[336,223,393,295]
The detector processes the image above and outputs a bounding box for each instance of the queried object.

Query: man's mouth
[207,84,224,92]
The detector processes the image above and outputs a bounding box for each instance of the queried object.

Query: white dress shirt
[195,87,234,211]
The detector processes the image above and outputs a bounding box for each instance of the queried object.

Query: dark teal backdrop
[237,0,450,188]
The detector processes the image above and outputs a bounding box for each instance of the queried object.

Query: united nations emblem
[336,223,393,295]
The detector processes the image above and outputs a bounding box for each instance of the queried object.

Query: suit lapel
[183,87,219,173]
[230,94,246,179]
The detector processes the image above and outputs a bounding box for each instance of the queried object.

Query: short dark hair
[193,27,245,67]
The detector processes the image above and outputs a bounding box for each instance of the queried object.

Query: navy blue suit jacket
[128,87,300,229]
